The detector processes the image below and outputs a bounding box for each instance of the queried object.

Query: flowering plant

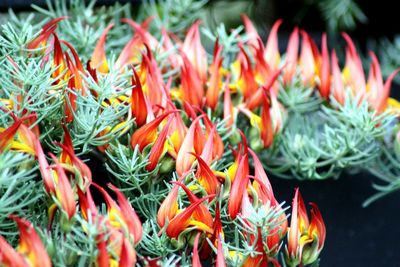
[0,0,399,266]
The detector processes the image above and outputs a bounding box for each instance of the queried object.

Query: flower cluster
[2,1,398,264]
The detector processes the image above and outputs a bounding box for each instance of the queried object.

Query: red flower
[318,33,330,99]
[228,137,249,219]
[130,111,175,152]
[283,27,299,85]
[0,216,51,267]
[27,16,67,50]
[286,188,326,266]
[331,49,345,105]
[93,183,142,245]
[165,195,214,239]
[131,68,148,127]
[57,125,92,190]
[49,153,77,220]
[206,41,223,110]
[157,173,186,228]
[90,24,114,73]
[192,232,202,267]
[146,117,173,172]
[176,116,203,176]
[181,21,208,82]
[192,153,220,195]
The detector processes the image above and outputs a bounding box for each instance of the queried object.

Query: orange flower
[51,33,68,81]
[241,14,261,53]
[264,19,283,71]
[121,17,159,52]
[366,52,400,113]
[180,53,205,108]
[223,76,234,129]
[34,137,55,195]
[0,235,28,267]
[191,153,220,195]
[318,33,330,99]
[253,38,272,86]
[64,51,85,123]
[146,117,173,172]
[246,66,284,110]
[206,40,223,110]
[331,49,345,105]
[96,233,110,267]
[93,183,142,245]
[176,116,203,176]
[49,153,77,220]
[140,46,165,109]
[90,24,114,73]
[216,235,226,267]
[118,236,137,267]
[228,139,249,219]
[161,28,181,69]
[96,232,136,267]
[131,68,148,127]
[286,188,326,266]
[192,232,202,267]
[57,125,92,190]
[77,186,98,222]
[165,195,214,239]
[241,226,268,267]
[130,111,175,152]
[172,182,214,230]
[260,92,274,148]
[283,27,299,86]
[248,149,276,205]
[157,174,186,228]
[200,204,224,259]
[236,46,258,101]
[0,216,51,267]
[342,33,366,97]
[299,30,318,86]
[197,110,224,160]
[27,16,67,50]
[166,109,187,158]
[0,117,23,152]
[181,21,208,82]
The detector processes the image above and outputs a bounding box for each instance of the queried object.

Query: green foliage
[318,0,367,32]
[0,152,42,239]
[32,0,133,60]
[363,125,400,206]
[264,89,395,180]
[373,35,400,84]
[140,0,208,37]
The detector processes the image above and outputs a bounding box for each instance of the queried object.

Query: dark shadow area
[271,172,400,267]
[0,0,132,11]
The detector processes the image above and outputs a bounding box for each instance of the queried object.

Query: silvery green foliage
[66,72,133,154]
[202,23,246,67]
[363,124,400,206]
[318,0,367,32]
[32,0,133,60]
[0,152,42,240]
[263,86,395,180]
[374,35,400,84]
[40,213,106,267]
[140,0,208,36]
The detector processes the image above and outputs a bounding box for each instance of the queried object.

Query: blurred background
[2,0,400,84]
[1,0,398,39]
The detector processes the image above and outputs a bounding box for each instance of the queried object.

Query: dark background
[2,0,400,266]
[271,173,400,267]
[1,0,398,41]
